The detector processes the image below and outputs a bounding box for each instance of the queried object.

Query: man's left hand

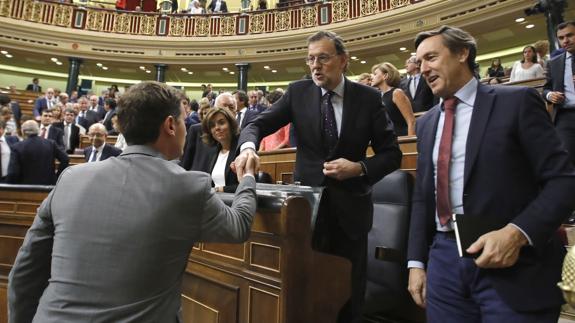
[323,158,362,181]
[467,224,528,268]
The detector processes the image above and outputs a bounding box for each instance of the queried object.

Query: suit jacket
[10,101,21,125]
[84,144,122,162]
[8,145,257,323]
[239,78,402,237]
[102,109,116,132]
[399,74,437,113]
[26,84,41,92]
[77,110,100,130]
[239,109,259,129]
[207,0,227,12]
[180,124,239,192]
[5,135,18,147]
[52,122,81,154]
[90,105,106,121]
[45,126,65,151]
[407,83,575,312]
[543,51,572,116]
[7,135,69,185]
[33,97,52,117]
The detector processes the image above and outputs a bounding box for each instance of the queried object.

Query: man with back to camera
[407,25,575,322]
[234,30,402,322]
[543,20,575,164]
[8,81,258,323]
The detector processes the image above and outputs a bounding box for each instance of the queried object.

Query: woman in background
[509,45,544,82]
[259,89,290,152]
[485,58,505,78]
[194,107,239,192]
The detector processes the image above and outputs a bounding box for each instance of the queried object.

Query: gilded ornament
[221,16,235,35]
[169,17,185,36]
[250,14,264,34]
[360,0,376,16]
[195,17,209,36]
[332,0,348,22]
[301,6,317,28]
[275,11,290,31]
[139,15,156,35]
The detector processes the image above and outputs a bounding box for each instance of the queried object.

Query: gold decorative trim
[249,13,264,34]
[195,16,210,36]
[390,0,409,9]
[361,0,377,16]
[220,16,235,36]
[114,13,131,33]
[301,6,317,28]
[139,15,156,35]
[169,16,185,36]
[332,0,349,22]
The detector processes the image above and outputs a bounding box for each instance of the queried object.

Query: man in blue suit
[7,120,69,185]
[33,88,55,120]
[407,25,575,323]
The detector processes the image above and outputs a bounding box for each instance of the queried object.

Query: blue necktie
[321,91,338,155]
[90,148,98,162]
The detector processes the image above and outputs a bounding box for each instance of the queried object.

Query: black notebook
[452,214,509,258]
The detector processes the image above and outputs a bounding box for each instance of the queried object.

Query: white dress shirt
[211,150,229,187]
[88,143,106,162]
[0,136,11,177]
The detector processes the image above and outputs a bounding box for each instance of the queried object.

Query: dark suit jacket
[207,0,227,12]
[33,98,52,118]
[90,105,106,121]
[5,135,18,147]
[77,110,100,130]
[180,124,239,192]
[239,109,259,129]
[10,102,21,125]
[7,135,69,185]
[45,126,65,151]
[52,122,81,154]
[543,52,571,116]
[83,144,122,162]
[25,84,41,92]
[102,109,116,132]
[407,83,575,312]
[239,78,402,237]
[399,74,437,113]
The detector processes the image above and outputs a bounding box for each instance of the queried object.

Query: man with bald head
[89,95,106,120]
[7,120,69,185]
[84,123,122,162]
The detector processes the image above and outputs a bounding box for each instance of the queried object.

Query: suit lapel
[331,78,355,159]
[463,83,495,186]
[304,84,323,152]
[421,106,440,183]
[558,53,566,95]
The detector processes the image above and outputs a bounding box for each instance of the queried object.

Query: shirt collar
[93,143,106,152]
[567,51,573,60]
[321,75,345,98]
[121,145,166,159]
[440,77,478,110]
[239,107,247,113]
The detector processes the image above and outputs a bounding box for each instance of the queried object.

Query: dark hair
[415,25,477,73]
[234,90,249,107]
[190,99,199,112]
[0,94,10,106]
[105,98,117,109]
[491,58,501,68]
[201,107,239,146]
[307,30,348,56]
[117,81,182,145]
[266,89,284,104]
[557,20,575,32]
[0,120,6,129]
[521,46,538,64]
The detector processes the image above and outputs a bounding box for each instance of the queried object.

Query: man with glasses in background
[235,30,402,322]
[84,123,121,162]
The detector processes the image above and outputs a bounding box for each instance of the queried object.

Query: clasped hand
[231,149,260,180]
[322,158,363,181]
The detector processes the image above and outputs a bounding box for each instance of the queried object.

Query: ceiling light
[360,60,366,64]
[263,65,270,69]
[51,57,58,62]
[181,67,187,72]
[102,66,108,70]
[351,56,357,60]
[222,67,228,71]
[187,71,193,75]
[411,52,416,56]
[526,24,535,29]
[145,70,151,74]
[0,50,7,55]
[5,54,13,58]
[271,70,277,73]
[139,66,146,70]
[399,47,406,51]
[229,71,235,75]
[515,17,525,23]
[56,61,63,65]
[96,63,103,67]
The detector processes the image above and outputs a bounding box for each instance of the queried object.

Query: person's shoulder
[288,79,315,90]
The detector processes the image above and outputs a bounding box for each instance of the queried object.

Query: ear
[163,115,177,136]
[458,47,470,64]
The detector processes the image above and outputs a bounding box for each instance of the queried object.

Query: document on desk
[453,214,508,258]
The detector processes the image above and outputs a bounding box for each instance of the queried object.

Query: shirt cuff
[509,223,534,246]
[545,92,552,102]
[240,142,256,152]
[407,260,425,269]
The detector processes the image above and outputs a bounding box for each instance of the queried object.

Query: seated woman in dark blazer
[193,107,239,192]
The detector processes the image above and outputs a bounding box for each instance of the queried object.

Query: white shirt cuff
[407,260,425,269]
[509,223,533,246]
[240,142,256,152]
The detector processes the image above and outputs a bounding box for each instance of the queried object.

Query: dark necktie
[236,111,242,127]
[90,148,98,162]
[41,127,47,139]
[436,97,458,226]
[321,91,338,155]
[571,55,575,76]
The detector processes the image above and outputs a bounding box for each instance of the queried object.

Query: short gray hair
[22,120,39,137]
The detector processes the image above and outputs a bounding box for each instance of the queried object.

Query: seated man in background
[8,81,258,323]
[7,120,69,185]
[52,108,82,154]
[84,123,122,162]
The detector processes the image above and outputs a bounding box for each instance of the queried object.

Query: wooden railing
[0,0,418,37]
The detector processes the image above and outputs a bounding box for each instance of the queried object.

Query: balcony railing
[0,0,419,37]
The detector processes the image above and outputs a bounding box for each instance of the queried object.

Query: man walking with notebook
[407,25,575,322]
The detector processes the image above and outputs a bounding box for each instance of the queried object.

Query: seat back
[363,170,423,322]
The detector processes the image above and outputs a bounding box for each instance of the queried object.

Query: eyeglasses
[304,54,338,65]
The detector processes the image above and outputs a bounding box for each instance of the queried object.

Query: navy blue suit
[408,83,575,313]
[238,109,259,129]
[83,144,122,162]
[7,135,69,185]
[76,110,100,130]
[33,98,52,118]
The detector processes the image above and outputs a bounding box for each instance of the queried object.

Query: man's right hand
[548,91,565,104]
[233,148,260,179]
[408,268,427,308]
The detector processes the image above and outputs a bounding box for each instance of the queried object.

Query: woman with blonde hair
[371,62,415,136]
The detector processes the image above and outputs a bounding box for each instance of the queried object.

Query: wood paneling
[248,287,279,323]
